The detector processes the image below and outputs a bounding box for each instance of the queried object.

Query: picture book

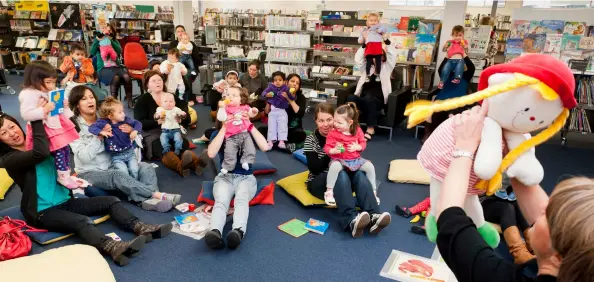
[511,20,530,39]
[48,29,57,40]
[562,34,581,50]
[407,48,417,62]
[390,32,408,49]
[505,38,524,57]
[398,16,409,32]
[541,20,565,34]
[544,34,563,58]
[407,17,420,32]
[528,20,544,34]
[49,89,65,116]
[394,49,409,62]
[588,25,594,37]
[523,33,546,53]
[47,56,58,68]
[50,42,60,56]
[37,38,48,49]
[278,219,308,238]
[174,213,199,225]
[105,232,121,241]
[304,218,329,235]
[418,19,439,35]
[385,17,400,33]
[380,250,458,282]
[15,37,25,48]
[579,37,594,50]
[24,36,38,49]
[564,22,587,36]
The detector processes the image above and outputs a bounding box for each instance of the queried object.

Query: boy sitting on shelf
[59,43,94,87]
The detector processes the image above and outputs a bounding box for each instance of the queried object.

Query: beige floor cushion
[0,244,115,282]
[388,159,431,184]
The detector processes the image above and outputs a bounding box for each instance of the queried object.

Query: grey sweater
[240,73,268,95]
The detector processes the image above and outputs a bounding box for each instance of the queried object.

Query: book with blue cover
[174,213,199,225]
[304,218,329,235]
[541,20,565,34]
[49,89,65,116]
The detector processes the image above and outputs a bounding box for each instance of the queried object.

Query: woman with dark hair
[169,25,202,106]
[90,24,135,109]
[134,70,205,177]
[0,110,172,266]
[258,73,307,152]
[304,103,391,238]
[240,59,268,113]
[68,85,181,212]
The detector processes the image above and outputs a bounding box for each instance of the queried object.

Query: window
[523,0,592,8]
[468,0,506,7]
[389,0,445,6]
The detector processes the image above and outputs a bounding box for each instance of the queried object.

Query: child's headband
[226,70,239,78]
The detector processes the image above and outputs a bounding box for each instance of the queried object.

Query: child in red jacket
[323,102,378,206]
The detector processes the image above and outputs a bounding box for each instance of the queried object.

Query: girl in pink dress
[19,61,81,188]
[323,103,378,206]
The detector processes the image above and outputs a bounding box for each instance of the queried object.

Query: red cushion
[197,179,275,207]
[124,42,148,70]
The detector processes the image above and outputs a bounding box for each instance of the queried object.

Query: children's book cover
[544,34,563,58]
[523,33,546,53]
[390,32,408,49]
[398,17,409,32]
[579,37,594,50]
[394,49,409,62]
[174,213,199,225]
[380,250,458,282]
[511,20,530,39]
[562,34,581,50]
[528,20,544,34]
[49,89,65,116]
[588,26,594,37]
[304,218,329,235]
[541,20,565,34]
[564,22,587,36]
[278,219,308,238]
[505,38,524,56]
[407,17,419,32]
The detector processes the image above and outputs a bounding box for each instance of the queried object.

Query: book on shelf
[523,33,546,53]
[278,219,308,238]
[568,108,591,133]
[23,36,38,49]
[561,34,581,50]
[304,218,329,235]
[541,20,565,34]
[544,34,563,58]
[563,22,587,36]
[15,37,25,48]
[505,38,523,58]
[48,29,57,40]
[50,42,60,56]
[579,37,594,50]
[528,20,544,34]
[510,20,530,39]
[37,38,48,50]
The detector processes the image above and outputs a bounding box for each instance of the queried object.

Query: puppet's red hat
[478,54,577,109]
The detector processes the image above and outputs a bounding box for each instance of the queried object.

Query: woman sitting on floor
[68,85,181,212]
[203,85,270,250]
[134,70,204,177]
[304,103,391,238]
[258,73,307,153]
[435,104,594,281]
[0,111,172,266]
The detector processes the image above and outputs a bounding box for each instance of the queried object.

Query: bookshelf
[561,59,594,146]
[264,15,311,79]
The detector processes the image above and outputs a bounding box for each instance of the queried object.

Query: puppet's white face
[486,73,563,134]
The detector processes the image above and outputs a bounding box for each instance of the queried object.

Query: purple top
[262,83,294,109]
[89,117,142,152]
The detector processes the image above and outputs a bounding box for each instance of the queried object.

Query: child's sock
[324,188,336,206]
[241,162,249,170]
[375,76,380,82]
[278,140,286,149]
[365,76,370,82]
[220,168,228,175]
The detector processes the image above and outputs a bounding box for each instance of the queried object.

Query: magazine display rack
[8,5,50,71]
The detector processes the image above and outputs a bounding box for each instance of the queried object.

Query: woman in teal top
[0,110,170,267]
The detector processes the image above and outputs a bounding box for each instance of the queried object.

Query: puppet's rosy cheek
[530,116,535,121]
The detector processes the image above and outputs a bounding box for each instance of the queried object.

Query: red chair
[123,42,148,96]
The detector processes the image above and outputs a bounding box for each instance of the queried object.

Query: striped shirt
[417,118,485,195]
[303,132,328,183]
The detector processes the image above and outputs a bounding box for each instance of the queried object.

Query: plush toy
[96,26,117,67]
[405,54,576,247]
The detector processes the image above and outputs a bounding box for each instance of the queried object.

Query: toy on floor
[405,54,577,248]
[395,198,430,235]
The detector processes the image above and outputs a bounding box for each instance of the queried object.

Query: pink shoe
[57,170,81,189]
[267,141,274,150]
[451,78,461,84]
[278,141,286,149]
[438,81,444,89]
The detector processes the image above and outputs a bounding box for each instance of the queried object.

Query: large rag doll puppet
[406,54,576,247]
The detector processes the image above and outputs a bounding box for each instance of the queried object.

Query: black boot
[133,222,173,243]
[204,229,225,249]
[227,228,244,250]
[99,236,147,266]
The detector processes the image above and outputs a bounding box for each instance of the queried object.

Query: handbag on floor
[0,216,46,261]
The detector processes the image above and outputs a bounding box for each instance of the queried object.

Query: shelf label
[322,31,333,36]
[312,73,328,78]
[351,32,361,37]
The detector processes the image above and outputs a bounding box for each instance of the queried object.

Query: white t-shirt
[177,42,193,55]
[155,106,185,130]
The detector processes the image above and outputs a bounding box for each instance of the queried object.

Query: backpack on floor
[0,216,46,261]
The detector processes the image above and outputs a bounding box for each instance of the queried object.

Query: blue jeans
[180,54,196,74]
[440,58,464,82]
[111,148,139,180]
[307,170,379,230]
[160,128,183,155]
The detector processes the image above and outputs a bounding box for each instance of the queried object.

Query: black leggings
[482,199,530,232]
[366,55,382,76]
[111,73,133,99]
[36,196,138,247]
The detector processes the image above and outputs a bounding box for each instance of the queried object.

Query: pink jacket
[19,88,74,129]
[224,104,252,138]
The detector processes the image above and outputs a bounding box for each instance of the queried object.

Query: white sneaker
[369,212,391,235]
[220,168,228,175]
[241,163,249,170]
[350,211,370,238]
[191,71,197,76]
[324,190,336,206]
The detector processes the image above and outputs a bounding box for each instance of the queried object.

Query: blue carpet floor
[1,74,593,281]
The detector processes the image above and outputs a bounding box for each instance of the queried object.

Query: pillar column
[434,0,468,85]
[173,0,195,40]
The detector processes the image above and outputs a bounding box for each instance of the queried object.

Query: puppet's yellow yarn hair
[406,73,570,195]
